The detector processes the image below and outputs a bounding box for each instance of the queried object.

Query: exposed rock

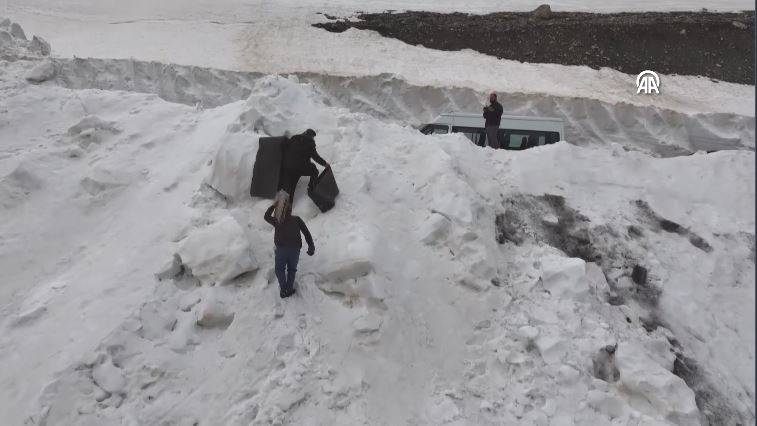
[495,210,525,245]
[533,4,553,20]
[631,265,648,285]
[592,344,620,382]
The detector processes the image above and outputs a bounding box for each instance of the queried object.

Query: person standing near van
[280,129,330,198]
[264,200,315,298]
[482,93,504,149]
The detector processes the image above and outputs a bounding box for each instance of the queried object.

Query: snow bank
[205,132,258,201]
[52,58,755,156]
[174,216,258,285]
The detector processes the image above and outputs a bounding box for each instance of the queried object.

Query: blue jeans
[275,246,300,292]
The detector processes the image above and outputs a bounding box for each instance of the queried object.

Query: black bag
[250,136,288,199]
[307,167,339,212]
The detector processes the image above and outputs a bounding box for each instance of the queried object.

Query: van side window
[451,126,486,146]
[507,132,529,149]
[503,129,561,149]
[421,124,449,135]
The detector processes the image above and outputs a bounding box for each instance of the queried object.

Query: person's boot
[281,287,296,298]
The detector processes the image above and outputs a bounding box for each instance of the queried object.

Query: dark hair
[304,128,316,137]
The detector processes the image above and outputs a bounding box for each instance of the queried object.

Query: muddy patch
[495,193,657,308]
[634,199,713,253]
[315,10,755,84]
[495,193,751,425]
[673,353,752,426]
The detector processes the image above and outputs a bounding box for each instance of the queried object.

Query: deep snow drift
[0,19,754,426]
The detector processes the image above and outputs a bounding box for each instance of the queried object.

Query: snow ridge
[50,57,755,157]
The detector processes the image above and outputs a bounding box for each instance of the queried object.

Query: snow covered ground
[0,7,754,426]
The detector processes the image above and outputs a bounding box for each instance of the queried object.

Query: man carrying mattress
[279,129,330,197]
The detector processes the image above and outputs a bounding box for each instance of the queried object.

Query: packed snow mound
[170,216,258,285]
[616,343,700,425]
[207,75,347,201]
[67,115,120,136]
[25,58,56,83]
[66,115,121,148]
[51,58,754,157]
[540,256,589,299]
[227,75,341,137]
[205,132,258,201]
[0,19,50,60]
[1,56,753,425]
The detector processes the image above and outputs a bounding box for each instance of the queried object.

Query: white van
[420,112,565,150]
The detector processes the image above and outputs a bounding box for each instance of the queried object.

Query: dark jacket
[264,206,314,249]
[282,133,327,171]
[483,101,503,127]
